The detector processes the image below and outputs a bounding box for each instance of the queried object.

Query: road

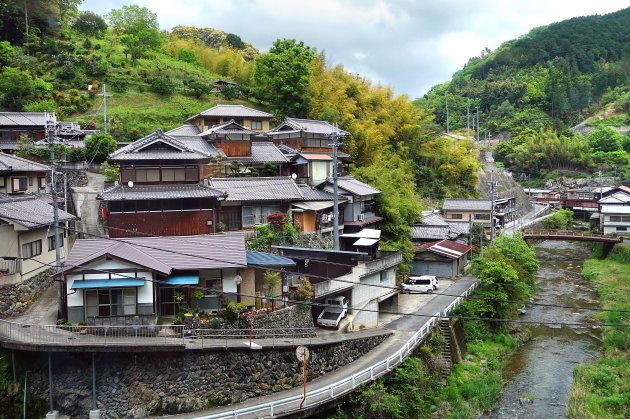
[502,203,550,237]
[171,276,478,419]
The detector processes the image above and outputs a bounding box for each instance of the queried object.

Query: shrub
[73,11,108,37]
[222,302,248,323]
[150,76,176,96]
[542,208,574,230]
[85,133,117,163]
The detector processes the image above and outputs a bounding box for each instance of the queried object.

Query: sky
[80,0,628,99]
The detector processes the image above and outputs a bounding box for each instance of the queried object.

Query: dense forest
[418,7,630,181]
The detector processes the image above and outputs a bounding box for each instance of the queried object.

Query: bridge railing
[201,280,479,419]
[524,229,620,239]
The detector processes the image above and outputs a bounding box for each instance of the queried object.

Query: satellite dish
[291,173,297,180]
[127,181,134,188]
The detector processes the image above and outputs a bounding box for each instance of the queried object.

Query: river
[487,241,602,419]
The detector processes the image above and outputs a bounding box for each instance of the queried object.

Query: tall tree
[107,5,161,65]
[252,38,316,118]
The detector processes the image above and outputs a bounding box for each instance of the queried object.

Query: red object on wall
[101,207,108,220]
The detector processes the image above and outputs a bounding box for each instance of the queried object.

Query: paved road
[72,171,106,238]
[169,277,478,419]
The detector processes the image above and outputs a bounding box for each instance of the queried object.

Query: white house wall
[18,227,70,280]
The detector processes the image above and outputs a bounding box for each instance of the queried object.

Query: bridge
[523,229,623,256]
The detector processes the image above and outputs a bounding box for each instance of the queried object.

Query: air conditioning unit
[358,214,365,221]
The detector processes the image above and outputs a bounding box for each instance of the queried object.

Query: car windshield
[320,311,341,320]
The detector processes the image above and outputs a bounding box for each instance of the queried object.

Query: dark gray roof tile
[98,183,225,201]
[0,153,49,172]
[0,195,77,229]
[210,177,303,202]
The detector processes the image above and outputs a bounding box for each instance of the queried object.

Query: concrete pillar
[45,410,59,419]
[89,409,101,419]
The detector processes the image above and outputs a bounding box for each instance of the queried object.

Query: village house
[275,229,401,330]
[0,194,77,289]
[442,197,517,233]
[0,152,50,194]
[291,184,346,235]
[0,112,86,153]
[62,233,295,324]
[266,118,350,184]
[597,188,630,237]
[410,210,471,244]
[187,104,273,133]
[316,176,383,232]
[99,129,227,237]
[412,239,471,279]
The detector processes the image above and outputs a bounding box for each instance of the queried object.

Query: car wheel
[427,289,433,294]
[334,324,340,331]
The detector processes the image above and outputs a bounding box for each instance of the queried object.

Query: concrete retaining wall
[0,269,54,317]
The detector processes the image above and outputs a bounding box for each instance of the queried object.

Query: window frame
[47,235,64,251]
[22,239,42,259]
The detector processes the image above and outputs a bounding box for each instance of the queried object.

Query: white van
[317,296,349,329]
[400,276,439,294]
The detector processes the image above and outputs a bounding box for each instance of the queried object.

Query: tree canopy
[107,5,161,64]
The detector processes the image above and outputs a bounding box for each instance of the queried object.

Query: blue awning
[247,251,296,267]
[163,275,199,286]
[71,278,145,289]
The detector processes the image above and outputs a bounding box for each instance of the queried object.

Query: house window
[609,215,630,222]
[242,205,281,227]
[85,288,137,318]
[22,240,42,259]
[616,227,628,232]
[361,199,377,214]
[38,177,46,189]
[380,270,390,283]
[0,176,4,188]
[11,177,28,192]
[449,213,463,220]
[204,270,222,294]
[47,235,64,251]
[474,213,491,220]
[251,120,262,130]
[159,287,187,316]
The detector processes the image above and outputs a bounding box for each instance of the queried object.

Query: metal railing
[0,320,316,349]
[0,319,185,347]
[201,280,479,419]
[524,229,621,239]
[0,259,20,276]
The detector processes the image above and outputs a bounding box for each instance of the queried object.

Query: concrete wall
[21,333,389,418]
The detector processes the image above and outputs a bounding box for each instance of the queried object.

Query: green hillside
[416,7,630,180]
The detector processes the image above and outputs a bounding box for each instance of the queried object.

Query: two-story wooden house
[99,129,227,238]
[266,118,350,184]
[187,104,273,133]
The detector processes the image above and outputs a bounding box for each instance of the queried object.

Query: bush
[107,76,129,93]
[186,80,211,98]
[222,302,248,323]
[73,11,108,37]
[542,208,574,230]
[23,99,57,112]
[56,63,76,81]
[85,133,117,163]
[150,76,176,96]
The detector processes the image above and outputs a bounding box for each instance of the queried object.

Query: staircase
[439,318,453,382]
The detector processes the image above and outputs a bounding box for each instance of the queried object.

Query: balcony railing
[0,259,20,276]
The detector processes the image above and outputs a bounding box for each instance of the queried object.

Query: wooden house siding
[216,141,252,157]
[108,210,216,238]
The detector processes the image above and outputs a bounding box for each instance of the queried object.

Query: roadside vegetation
[567,243,630,418]
[332,235,538,418]
[541,208,574,230]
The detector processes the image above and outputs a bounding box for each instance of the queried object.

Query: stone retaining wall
[0,269,54,317]
[23,333,389,418]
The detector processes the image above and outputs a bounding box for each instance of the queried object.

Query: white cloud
[81,0,629,98]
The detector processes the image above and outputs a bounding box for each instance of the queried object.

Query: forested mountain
[417,7,630,181]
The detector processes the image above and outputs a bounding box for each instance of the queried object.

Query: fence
[0,319,318,350]
[201,280,479,418]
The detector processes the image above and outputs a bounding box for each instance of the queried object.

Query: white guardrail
[202,281,479,419]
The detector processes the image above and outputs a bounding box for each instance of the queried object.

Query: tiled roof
[209,177,304,202]
[188,105,273,120]
[297,185,335,201]
[413,239,471,259]
[442,199,492,211]
[317,176,381,197]
[243,142,288,163]
[448,222,472,236]
[410,226,453,240]
[420,211,450,226]
[109,129,214,161]
[299,153,333,161]
[599,191,630,204]
[267,118,349,136]
[0,153,49,173]
[198,120,258,137]
[64,234,247,274]
[0,112,47,127]
[166,124,201,137]
[0,195,77,229]
[98,183,226,201]
[246,251,295,267]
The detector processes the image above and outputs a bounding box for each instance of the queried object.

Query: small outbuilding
[412,239,471,279]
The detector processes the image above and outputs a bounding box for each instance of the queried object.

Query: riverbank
[567,243,630,419]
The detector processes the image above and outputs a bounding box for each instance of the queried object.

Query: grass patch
[567,244,630,418]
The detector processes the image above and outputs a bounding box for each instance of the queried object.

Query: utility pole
[476,106,480,143]
[488,172,497,241]
[466,98,470,137]
[46,112,63,319]
[329,126,342,250]
[445,98,449,135]
[100,84,111,133]
[24,0,29,56]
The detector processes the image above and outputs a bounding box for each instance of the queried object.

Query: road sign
[295,346,310,362]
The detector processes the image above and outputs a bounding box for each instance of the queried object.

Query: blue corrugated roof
[246,251,295,266]
[163,274,199,285]
[71,278,145,289]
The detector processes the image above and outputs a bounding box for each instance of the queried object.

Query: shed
[411,239,471,279]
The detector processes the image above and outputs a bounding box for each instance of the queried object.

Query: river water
[487,241,602,419]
